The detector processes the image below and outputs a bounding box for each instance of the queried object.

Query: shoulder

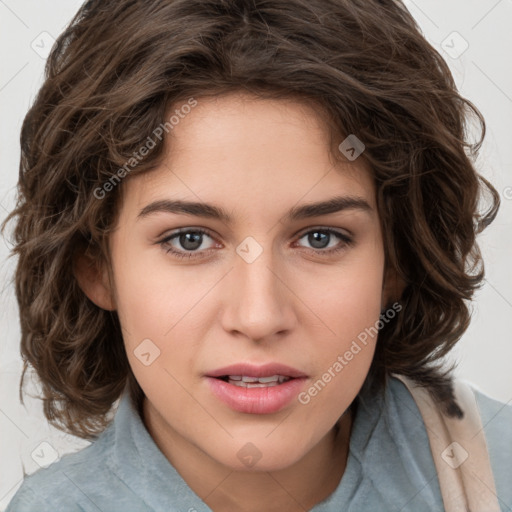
[5,391,159,512]
[388,374,512,433]
[6,427,115,511]
[469,382,512,443]
[5,423,145,512]
[468,382,512,502]
[388,375,512,508]
[4,483,48,512]
[388,375,512,452]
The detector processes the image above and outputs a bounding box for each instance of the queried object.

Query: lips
[205,363,308,414]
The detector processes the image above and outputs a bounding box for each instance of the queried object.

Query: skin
[76,91,401,512]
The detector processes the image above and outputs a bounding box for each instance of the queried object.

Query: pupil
[180,232,202,250]
[309,231,329,249]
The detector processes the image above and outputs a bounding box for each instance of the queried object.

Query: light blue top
[6,376,512,511]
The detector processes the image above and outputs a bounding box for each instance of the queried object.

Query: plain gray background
[1,0,511,509]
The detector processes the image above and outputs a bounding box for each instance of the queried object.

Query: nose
[220,244,298,342]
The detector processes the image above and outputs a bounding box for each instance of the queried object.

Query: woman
[3,0,510,510]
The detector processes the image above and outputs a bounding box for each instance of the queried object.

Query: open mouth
[207,371,306,414]
[205,363,307,413]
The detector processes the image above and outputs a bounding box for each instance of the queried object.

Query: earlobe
[73,253,116,311]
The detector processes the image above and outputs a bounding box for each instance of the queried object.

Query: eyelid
[157,225,215,240]
[293,224,352,239]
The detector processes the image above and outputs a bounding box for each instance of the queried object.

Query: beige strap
[393,374,501,512]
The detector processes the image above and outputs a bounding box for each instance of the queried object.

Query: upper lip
[206,363,308,379]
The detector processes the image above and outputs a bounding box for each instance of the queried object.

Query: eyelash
[159,227,354,260]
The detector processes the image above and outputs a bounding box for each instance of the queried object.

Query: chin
[207,436,312,473]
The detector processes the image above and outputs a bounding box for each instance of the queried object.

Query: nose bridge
[222,237,295,340]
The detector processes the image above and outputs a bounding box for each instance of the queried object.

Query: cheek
[309,250,384,342]
[300,249,384,400]
[111,252,217,392]
[299,277,382,417]
[116,265,201,404]
[111,246,205,340]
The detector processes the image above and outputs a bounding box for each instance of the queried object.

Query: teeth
[257,376,280,383]
[241,376,260,383]
[231,381,280,388]
[225,375,291,387]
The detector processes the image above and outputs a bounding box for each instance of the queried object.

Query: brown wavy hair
[2,0,499,439]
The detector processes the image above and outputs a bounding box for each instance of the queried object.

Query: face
[102,92,389,472]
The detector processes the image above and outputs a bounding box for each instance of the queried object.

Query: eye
[159,229,218,260]
[294,228,353,256]
[158,227,354,260]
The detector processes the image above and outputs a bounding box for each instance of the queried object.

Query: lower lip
[206,377,307,414]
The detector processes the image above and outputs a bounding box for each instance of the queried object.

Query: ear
[73,251,116,311]
[381,264,406,311]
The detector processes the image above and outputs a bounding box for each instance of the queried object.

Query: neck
[142,399,354,512]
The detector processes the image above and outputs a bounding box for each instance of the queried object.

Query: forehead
[120,93,376,220]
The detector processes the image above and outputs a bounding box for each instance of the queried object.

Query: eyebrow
[137,195,373,223]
